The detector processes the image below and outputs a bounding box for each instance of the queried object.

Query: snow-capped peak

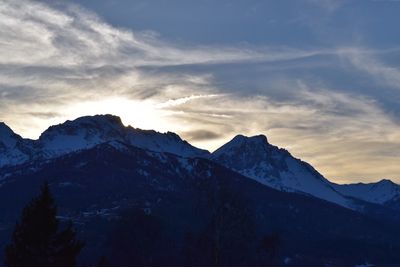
[0,122,34,167]
[212,134,278,160]
[332,179,400,205]
[35,114,209,158]
[38,115,127,155]
[211,134,289,174]
[125,128,209,158]
[0,122,21,149]
[229,134,269,145]
[376,179,396,186]
[40,115,126,141]
[0,115,209,168]
[211,134,353,208]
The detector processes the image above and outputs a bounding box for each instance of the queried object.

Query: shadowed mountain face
[1,115,399,209]
[210,134,353,208]
[332,179,400,205]
[1,115,400,265]
[210,134,400,210]
[1,142,400,266]
[0,123,34,167]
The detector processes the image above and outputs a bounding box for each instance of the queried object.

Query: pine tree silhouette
[4,182,84,267]
[96,256,111,267]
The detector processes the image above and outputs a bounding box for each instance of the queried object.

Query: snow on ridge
[0,122,35,167]
[212,134,269,157]
[211,134,354,209]
[127,129,208,158]
[0,115,209,168]
[2,118,398,209]
[0,122,21,149]
[332,179,400,205]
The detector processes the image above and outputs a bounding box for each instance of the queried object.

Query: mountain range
[1,114,399,266]
[0,115,207,168]
[2,115,398,209]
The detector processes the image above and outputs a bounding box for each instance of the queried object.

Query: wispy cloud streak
[0,0,400,183]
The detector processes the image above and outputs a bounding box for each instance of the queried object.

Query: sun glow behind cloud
[63,95,224,136]
[8,96,195,140]
[1,0,400,183]
[66,97,173,132]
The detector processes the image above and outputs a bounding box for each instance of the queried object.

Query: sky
[1,0,400,183]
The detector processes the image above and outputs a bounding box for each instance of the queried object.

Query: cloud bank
[1,0,400,183]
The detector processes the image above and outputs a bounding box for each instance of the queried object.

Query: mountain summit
[0,122,33,167]
[333,179,400,205]
[0,115,208,167]
[0,122,19,147]
[211,134,353,208]
[1,116,398,210]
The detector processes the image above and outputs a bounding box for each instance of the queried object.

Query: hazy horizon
[0,113,395,185]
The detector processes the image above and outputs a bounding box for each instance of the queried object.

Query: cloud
[306,0,344,12]
[0,0,327,108]
[26,112,61,119]
[0,0,339,122]
[181,130,222,141]
[1,0,400,183]
[1,0,320,68]
[340,48,400,90]
[156,86,400,183]
[156,94,221,108]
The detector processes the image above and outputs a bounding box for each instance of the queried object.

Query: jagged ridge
[0,115,209,167]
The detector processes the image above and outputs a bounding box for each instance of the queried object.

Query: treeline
[4,182,280,267]
[4,183,84,267]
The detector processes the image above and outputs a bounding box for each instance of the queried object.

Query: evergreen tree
[109,208,166,267]
[4,182,84,267]
[96,256,111,267]
[186,178,256,267]
[259,233,281,267]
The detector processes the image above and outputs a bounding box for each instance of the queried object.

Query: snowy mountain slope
[1,142,400,266]
[125,129,208,158]
[0,115,209,168]
[332,179,400,205]
[38,115,209,158]
[0,122,34,167]
[210,134,354,208]
[38,115,127,156]
[2,116,399,211]
[2,118,400,264]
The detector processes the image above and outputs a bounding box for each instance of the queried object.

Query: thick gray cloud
[1,0,400,183]
[182,130,222,141]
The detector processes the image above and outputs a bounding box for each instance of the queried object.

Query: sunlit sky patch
[1,0,400,183]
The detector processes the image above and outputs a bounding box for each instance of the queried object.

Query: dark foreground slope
[0,142,399,266]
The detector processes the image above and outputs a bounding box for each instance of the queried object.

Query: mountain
[2,117,399,211]
[332,179,400,205]
[1,142,400,266]
[0,122,34,167]
[2,115,400,265]
[0,115,208,168]
[210,134,356,209]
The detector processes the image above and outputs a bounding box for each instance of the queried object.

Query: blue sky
[1,0,400,183]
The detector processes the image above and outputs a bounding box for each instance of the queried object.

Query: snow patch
[333,179,400,205]
[211,134,354,209]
